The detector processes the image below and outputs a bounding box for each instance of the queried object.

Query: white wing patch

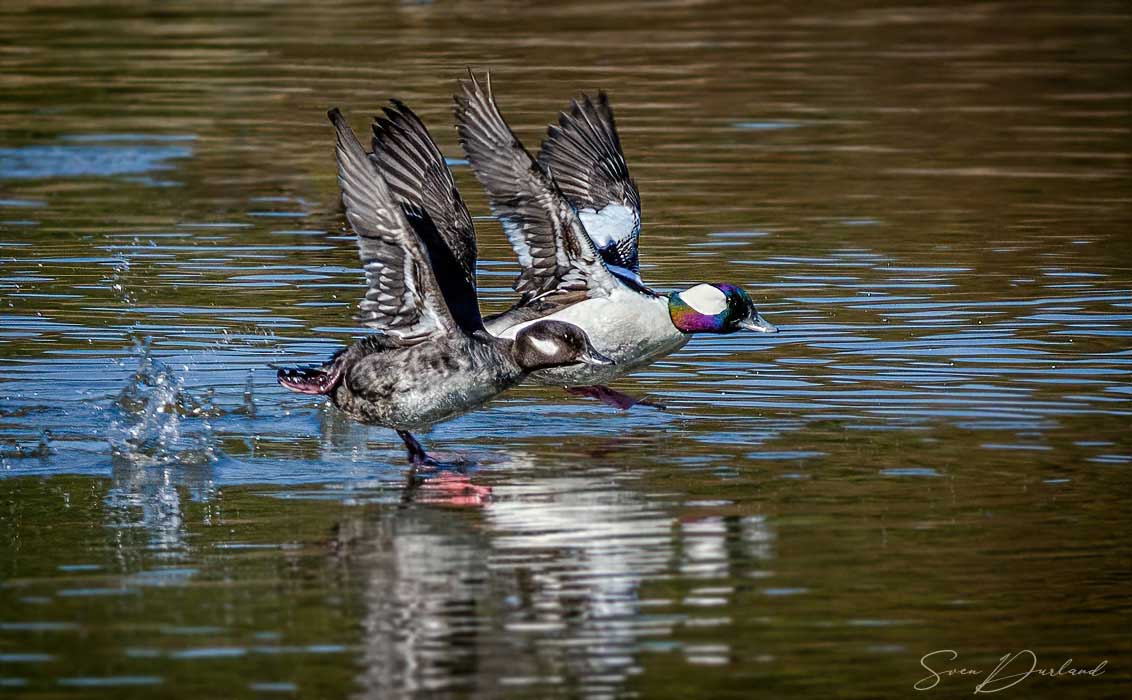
[679,284,727,315]
[500,218,534,269]
[577,204,638,248]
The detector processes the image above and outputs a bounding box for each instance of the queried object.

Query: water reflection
[332,452,784,697]
[348,506,489,697]
[105,457,216,556]
[485,463,672,694]
[341,464,670,696]
[0,137,192,182]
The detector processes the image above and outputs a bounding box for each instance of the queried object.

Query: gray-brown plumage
[370,100,478,308]
[277,107,612,464]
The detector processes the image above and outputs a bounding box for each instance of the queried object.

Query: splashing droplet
[237,370,257,418]
[108,339,217,466]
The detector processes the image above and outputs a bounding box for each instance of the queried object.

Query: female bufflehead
[277,108,611,464]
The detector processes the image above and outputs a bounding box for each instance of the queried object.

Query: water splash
[108,340,218,467]
[233,370,257,417]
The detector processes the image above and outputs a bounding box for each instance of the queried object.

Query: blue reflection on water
[0,136,192,180]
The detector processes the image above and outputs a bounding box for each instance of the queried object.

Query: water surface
[1,1,1129,697]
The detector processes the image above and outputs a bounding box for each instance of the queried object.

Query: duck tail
[276,352,346,395]
[277,366,342,395]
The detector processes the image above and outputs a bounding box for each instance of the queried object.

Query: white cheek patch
[680,284,728,315]
[527,335,560,357]
[578,204,638,248]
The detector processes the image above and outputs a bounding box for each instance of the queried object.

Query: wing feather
[368,101,485,335]
[538,91,641,275]
[453,71,617,302]
[328,108,461,344]
[369,101,477,286]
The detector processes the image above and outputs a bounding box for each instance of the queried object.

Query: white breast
[495,289,688,386]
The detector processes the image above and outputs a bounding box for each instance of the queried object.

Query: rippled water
[1,1,1129,697]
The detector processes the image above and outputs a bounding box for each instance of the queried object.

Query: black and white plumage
[457,73,776,408]
[276,107,612,463]
[456,72,678,389]
[538,91,642,282]
[454,72,619,304]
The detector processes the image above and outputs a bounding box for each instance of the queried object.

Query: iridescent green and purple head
[667,283,778,335]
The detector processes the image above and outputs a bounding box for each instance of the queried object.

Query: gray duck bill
[740,312,778,334]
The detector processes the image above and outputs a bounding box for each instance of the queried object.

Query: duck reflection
[677,512,776,666]
[343,506,488,696]
[680,513,775,579]
[483,462,674,692]
[338,450,780,698]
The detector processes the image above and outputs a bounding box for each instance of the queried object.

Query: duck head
[512,320,614,371]
[668,283,778,335]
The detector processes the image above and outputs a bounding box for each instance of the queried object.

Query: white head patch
[527,335,561,357]
[679,284,728,315]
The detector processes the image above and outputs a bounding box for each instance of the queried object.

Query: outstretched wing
[369,100,478,294]
[328,108,471,344]
[537,91,641,280]
[454,71,617,303]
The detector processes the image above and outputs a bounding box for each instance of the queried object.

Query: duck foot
[565,385,667,411]
[397,430,437,466]
[396,430,472,467]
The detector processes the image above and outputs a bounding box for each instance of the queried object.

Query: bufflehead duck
[453,72,776,410]
[277,108,611,464]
